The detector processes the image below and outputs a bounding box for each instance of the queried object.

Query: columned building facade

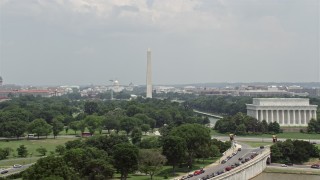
[246,98,317,126]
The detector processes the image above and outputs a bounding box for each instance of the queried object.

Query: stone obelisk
[146,48,152,98]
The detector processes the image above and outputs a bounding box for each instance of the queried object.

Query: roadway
[0,164,33,178]
[180,143,265,180]
[213,136,320,144]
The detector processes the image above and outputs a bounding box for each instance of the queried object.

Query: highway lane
[213,136,320,144]
[181,144,265,180]
[0,164,34,177]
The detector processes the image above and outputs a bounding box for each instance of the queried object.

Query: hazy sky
[0,0,319,86]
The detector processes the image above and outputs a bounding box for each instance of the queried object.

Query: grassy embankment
[264,167,320,175]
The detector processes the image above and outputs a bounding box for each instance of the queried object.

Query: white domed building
[112,80,124,93]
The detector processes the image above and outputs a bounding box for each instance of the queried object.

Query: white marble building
[246,98,317,126]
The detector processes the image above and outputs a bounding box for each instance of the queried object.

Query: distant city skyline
[0,0,319,86]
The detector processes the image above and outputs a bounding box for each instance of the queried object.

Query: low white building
[246,98,317,126]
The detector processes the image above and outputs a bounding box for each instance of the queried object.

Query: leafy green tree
[23,156,78,180]
[104,116,120,133]
[0,147,13,160]
[17,145,28,157]
[84,134,129,155]
[0,120,27,139]
[236,124,246,135]
[307,119,319,133]
[65,139,85,150]
[260,120,268,133]
[139,149,167,180]
[28,118,52,139]
[268,121,281,134]
[69,121,79,135]
[84,101,99,115]
[131,127,142,145]
[55,145,66,155]
[170,124,211,168]
[85,115,103,135]
[141,124,150,135]
[162,136,187,174]
[64,147,113,179]
[140,137,161,149]
[126,105,143,117]
[52,119,64,138]
[120,117,137,135]
[270,144,283,162]
[113,143,139,180]
[36,147,47,156]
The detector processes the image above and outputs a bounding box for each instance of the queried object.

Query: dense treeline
[271,139,319,164]
[0,96,210,139]
[185,96,252,115]
[214,113,281,135]
[22,124,230,180]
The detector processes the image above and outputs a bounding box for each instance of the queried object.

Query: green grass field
[0,137,77,158]
[265,167,320,175]
[211,130,320,140]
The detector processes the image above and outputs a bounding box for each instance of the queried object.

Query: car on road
[0,170,8,174]
[281,164,287,167]
[238,148,242,151]
[179,176,187,180]
[225,166,232,171]
[221,160,227,164]
[13,164,22,168]
[285,163,293,166]
[260,146,264,149]
[238,157,243,161]
[311,164,320,169]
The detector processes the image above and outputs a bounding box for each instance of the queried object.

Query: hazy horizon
[1,0,319,86]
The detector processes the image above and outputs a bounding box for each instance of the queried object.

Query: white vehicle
[13,164,22,168]
[281,164,287,167]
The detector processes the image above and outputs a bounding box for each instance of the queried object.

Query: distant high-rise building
[146,48,152,98]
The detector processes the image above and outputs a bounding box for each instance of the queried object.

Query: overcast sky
[0,0,319,86]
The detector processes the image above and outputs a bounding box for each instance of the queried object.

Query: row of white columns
[254,109,317,125]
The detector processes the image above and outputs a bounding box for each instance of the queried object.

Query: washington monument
[146,48,152,98]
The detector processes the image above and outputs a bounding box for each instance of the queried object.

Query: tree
[120,117,137,136]
[236,124,246,135]
[104,116,120,133]
[23,156,78,180]
[141,124,150,135]
[139,149,167,180]
[28,118,52,139]
[84,101,99,115]
[268,121,281,134]
[52,119,64,138]
[0,120,27,139]
[162,136,187,174]
[131,127,142,145]
[307,119,319,133]
[270,144,283,162]
[170,124,211,168]
[0,147,13,160]
[85,115,103,135]
[55,145,66,155]
[113,143,139,180]
[69,121,79,135]
[17,145,28,157]
[140,137,161,149]
[36,147,47,156]
[260,120,268,133]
